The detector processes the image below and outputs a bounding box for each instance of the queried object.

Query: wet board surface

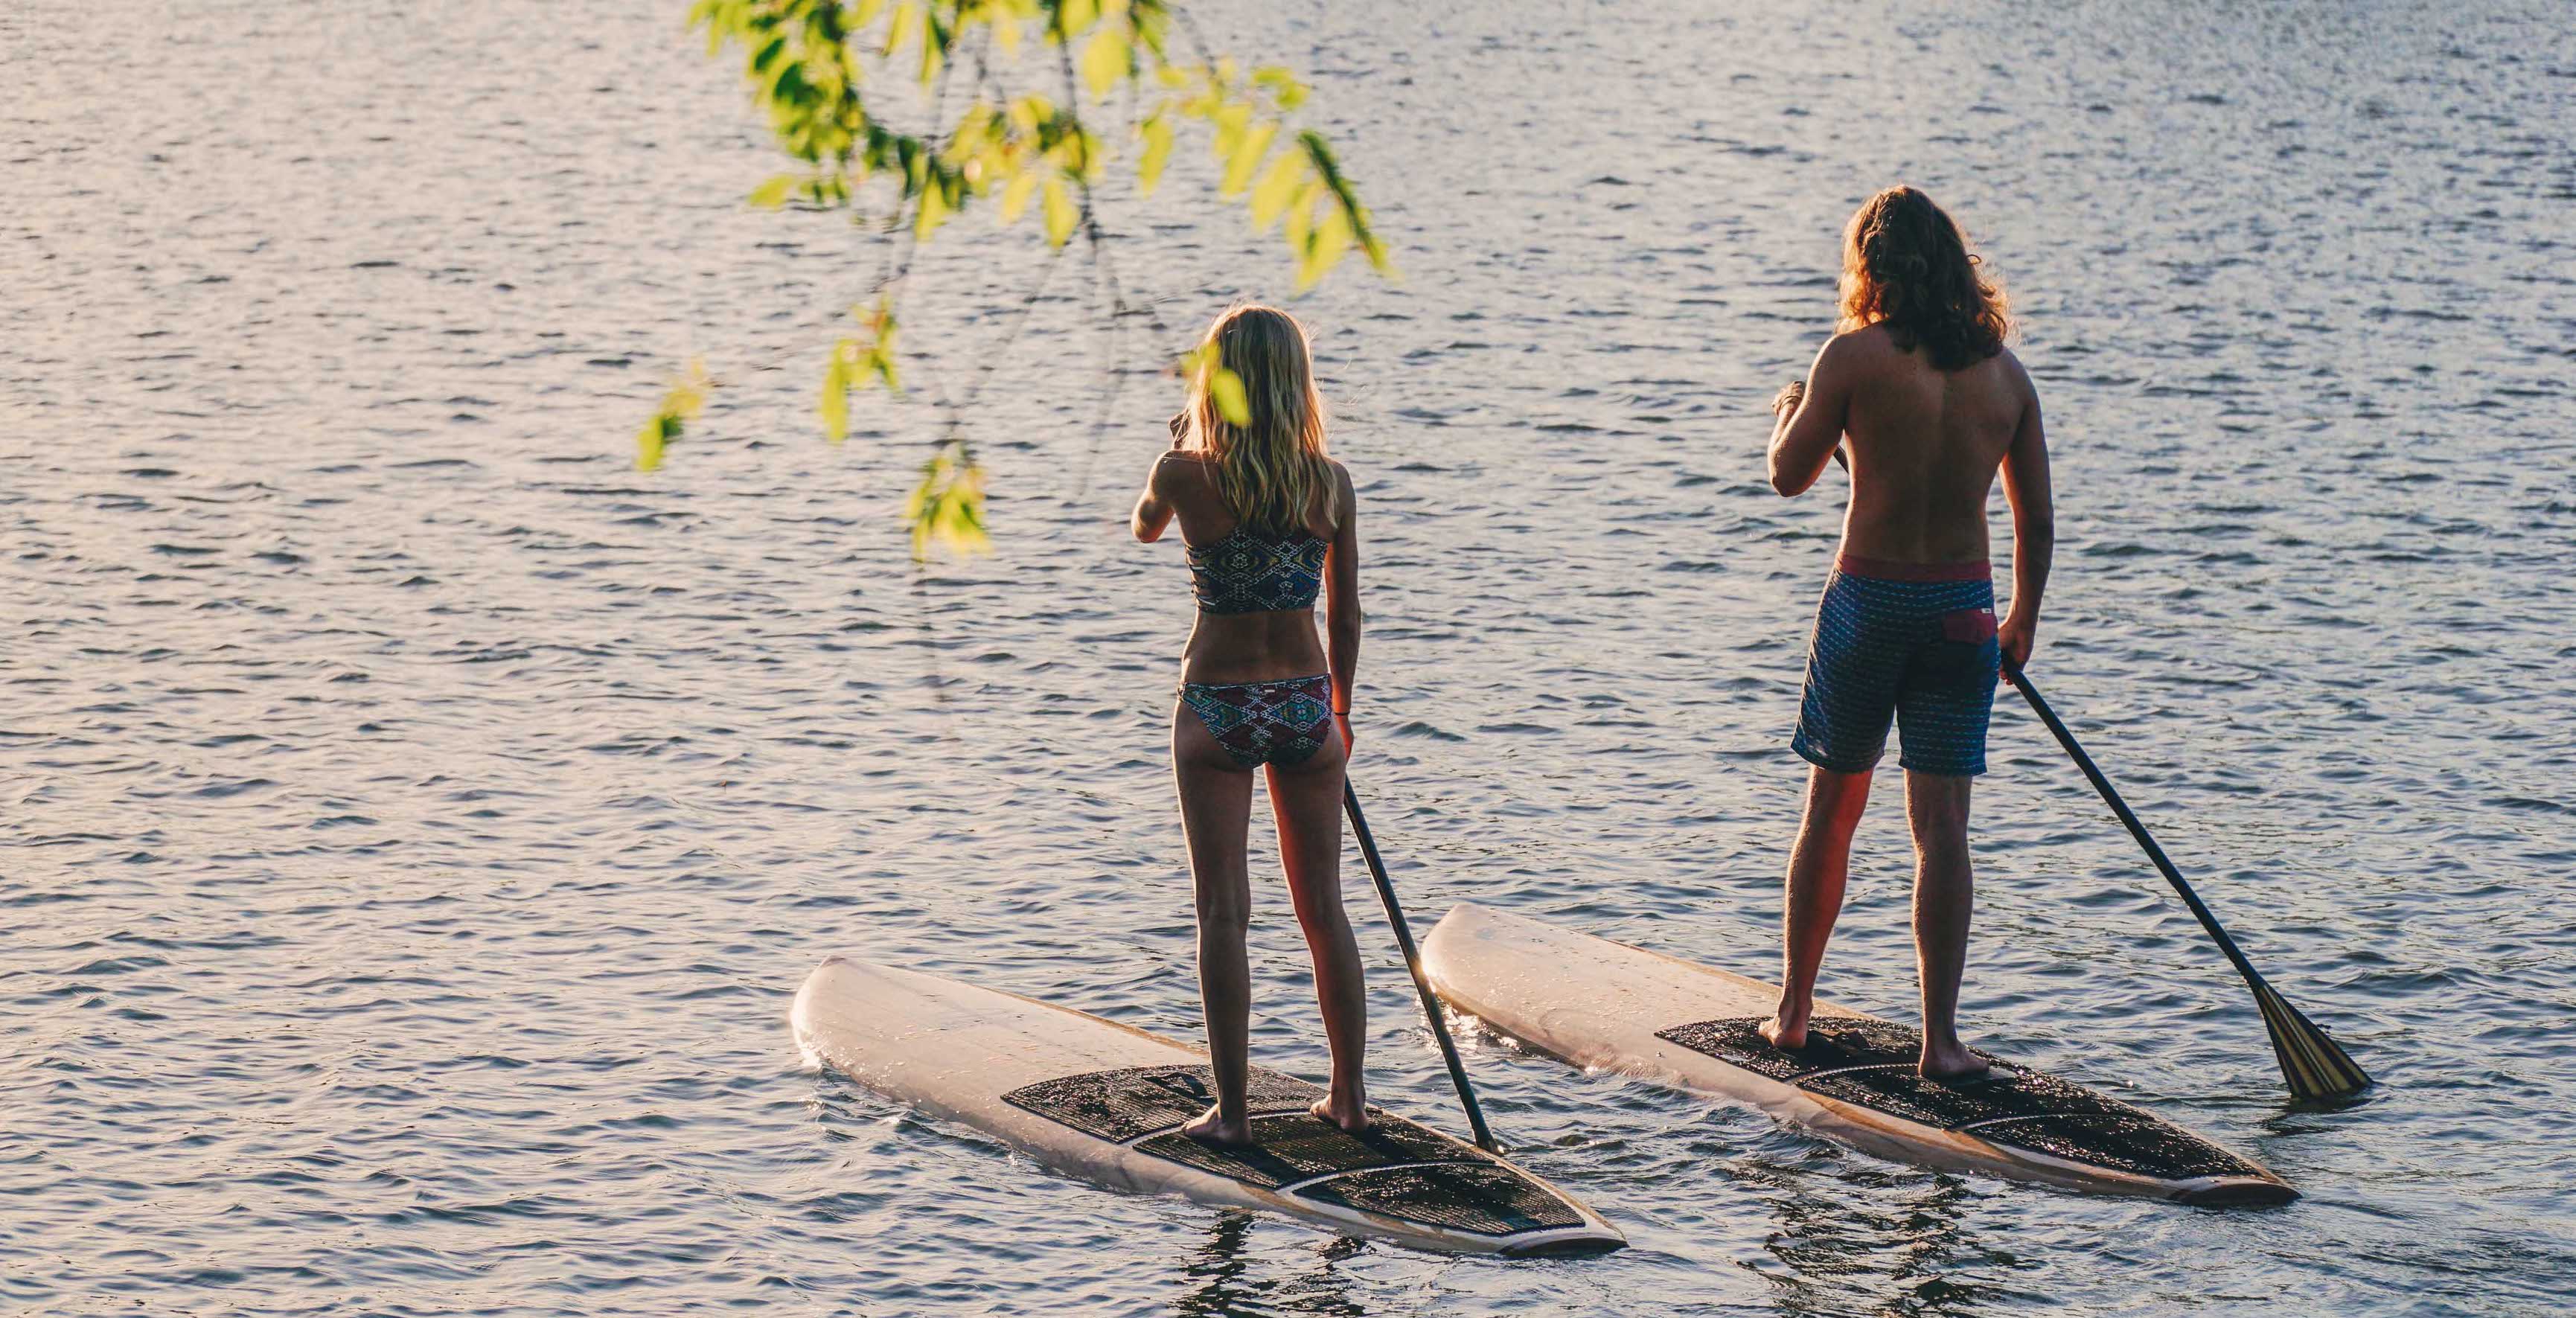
[790,957,1623,1255]
[1421,903,2294,1206]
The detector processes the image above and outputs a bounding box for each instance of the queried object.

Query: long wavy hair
[1186,304,1337,537]
[1837,186,2010,371]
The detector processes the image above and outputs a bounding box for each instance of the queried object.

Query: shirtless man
[1760,185,2055,1081]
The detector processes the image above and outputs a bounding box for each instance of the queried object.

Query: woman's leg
[1267,730,1367,1132]
[1173,702,1258,1144]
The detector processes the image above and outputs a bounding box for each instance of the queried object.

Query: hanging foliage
[642,0,1391,560]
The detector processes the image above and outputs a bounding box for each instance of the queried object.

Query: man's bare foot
[1310,1094,1370,1135]
[1759,1011,1809,1052]
[1182,1104,1254,1146]
[1919,1038,1991,1084]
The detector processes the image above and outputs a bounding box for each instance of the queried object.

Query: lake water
[6,0,2574,1313]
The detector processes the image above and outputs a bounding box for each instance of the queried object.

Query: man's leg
[1762,764,1873,1050]
[1903,770,1984,1079]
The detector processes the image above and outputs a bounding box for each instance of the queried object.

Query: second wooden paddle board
[1419,903,2295,1206]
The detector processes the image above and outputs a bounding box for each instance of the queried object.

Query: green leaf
[1078,25,1128,98]
[1247,151,1303,229]
[1137,111,1174,196]
[999,167,1041,223]
[820,341,854,442]
[1209,366,1250,426]
[1041,176,1078,248]
[636,361,709,471]
[1296,207,1354,292]
[747,173,797,208]
[636,413,672,472]
[885,2,920,58]
[913,179,948,239]
[1251,65,1308,111]
[904,444,989,560]
[1220,122,1274,196]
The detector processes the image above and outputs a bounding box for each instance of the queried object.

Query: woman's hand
[1771,380,1806,417]
[1998,610,2037,673]
[1167,411,1189,448]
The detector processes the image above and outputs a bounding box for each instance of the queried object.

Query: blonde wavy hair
[1837,185,2011,371]
[1185,304,1338,536]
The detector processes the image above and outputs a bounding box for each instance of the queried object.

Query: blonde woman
[1130,305,1367,1144]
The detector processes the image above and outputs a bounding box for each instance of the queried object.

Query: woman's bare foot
[1919,1037,1991,1083]
[1182,1104,1255,1146]
[1759,1008,1809,1052]
[1310,1093,1370,1135]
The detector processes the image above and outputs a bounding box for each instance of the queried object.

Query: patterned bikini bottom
[1177,674,1335,769]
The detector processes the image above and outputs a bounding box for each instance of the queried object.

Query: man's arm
[1768,336,1854,496]
[1997,358,2054,669]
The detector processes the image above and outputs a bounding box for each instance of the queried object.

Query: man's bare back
[1769,322,2054,668]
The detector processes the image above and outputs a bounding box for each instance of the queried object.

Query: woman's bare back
[1145,452,1353,685]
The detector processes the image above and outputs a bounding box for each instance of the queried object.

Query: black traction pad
[1001,1065,1321,1144]
[1657,1016,1961,1081]
[1297,1164,1588,1236]
[1655,1017,2267,1183]
[1134,1110,1477,1189]
[1977,1114,2264,1181]
[1005,1065,1588,1235]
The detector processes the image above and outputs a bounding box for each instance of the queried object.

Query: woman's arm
[1131,452,1180,543]
[1131,414,1193,543]
[1324,463,1361,746]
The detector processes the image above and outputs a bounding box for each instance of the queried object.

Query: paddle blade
[2252,978,2371,1103]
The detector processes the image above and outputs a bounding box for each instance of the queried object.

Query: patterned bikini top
[1186,522,1329,614]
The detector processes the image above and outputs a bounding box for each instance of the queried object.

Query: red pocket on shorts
[1941,608,1998,644]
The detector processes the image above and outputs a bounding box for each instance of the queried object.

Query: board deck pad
[1656,1017,2268,1183]
[1136,1112,1475,1189]
[1003,1063,1588,1238]
[1001,1064,1321,1143]
[1975,1114,2260,1181]
[1300,1165,1588,1236]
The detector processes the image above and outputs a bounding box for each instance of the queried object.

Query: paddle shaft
[2001,662,2267,987]
[1343,781,1499,1153]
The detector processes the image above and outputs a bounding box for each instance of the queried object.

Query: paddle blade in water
[2253,978,2371,1103]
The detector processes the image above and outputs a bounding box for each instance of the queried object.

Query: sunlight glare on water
[4,0,2574,1314]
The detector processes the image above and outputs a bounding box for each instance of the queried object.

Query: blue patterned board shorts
[1792,555,2001,778]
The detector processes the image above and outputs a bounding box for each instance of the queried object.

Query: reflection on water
[1750,1172,2024,1317]
[7,0,2576,1312]
[1171,1215,1370,1318]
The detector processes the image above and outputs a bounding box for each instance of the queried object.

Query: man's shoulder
[1989,346,2037,399]
[1828,323,1899,353]
[1819,324,1903,374]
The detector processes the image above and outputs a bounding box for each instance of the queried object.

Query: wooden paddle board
[1419,903,2295,1206]
[790,956,1626,1255]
